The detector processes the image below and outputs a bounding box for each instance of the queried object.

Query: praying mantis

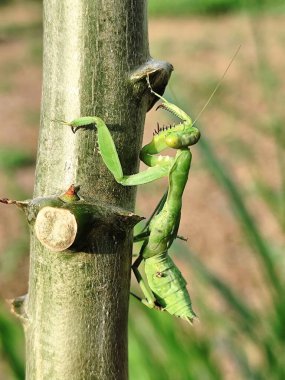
[64,80,200,323]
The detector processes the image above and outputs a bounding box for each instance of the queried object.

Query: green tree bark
[15,1,172,379]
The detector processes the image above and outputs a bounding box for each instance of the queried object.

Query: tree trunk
[14,1,172,379]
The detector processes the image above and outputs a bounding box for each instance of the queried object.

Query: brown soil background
[0,2,284,378]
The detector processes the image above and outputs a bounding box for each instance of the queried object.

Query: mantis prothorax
[62,81,200,323]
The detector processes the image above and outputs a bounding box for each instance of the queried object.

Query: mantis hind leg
[131,254,157,309]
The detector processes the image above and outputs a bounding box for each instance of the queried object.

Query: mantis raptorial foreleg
[62,78,200,186]
[62,116,173,186]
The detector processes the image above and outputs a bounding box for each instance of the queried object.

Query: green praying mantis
[63,79,200,324]
[58,47,240,323]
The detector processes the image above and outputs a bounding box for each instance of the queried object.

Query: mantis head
[156,101,200,150]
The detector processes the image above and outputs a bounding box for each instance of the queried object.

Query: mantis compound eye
[165,129,200,149]
[165,134,182,149]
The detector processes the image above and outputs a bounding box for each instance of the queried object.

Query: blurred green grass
[148,0,285,16]
[0,148,34,172]
[0,303,25,380]
[0,1,285,379]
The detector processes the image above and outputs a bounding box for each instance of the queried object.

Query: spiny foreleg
[59,116,173,186]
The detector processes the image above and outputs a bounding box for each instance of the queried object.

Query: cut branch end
[35,206,78,252]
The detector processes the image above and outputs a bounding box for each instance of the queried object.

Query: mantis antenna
[192,45,241,126]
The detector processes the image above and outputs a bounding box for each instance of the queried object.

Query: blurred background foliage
[0,0,284,379]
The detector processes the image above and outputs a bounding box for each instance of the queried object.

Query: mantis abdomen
[144,252,196,323]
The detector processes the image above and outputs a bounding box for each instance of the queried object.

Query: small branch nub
[59,184,80,203]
